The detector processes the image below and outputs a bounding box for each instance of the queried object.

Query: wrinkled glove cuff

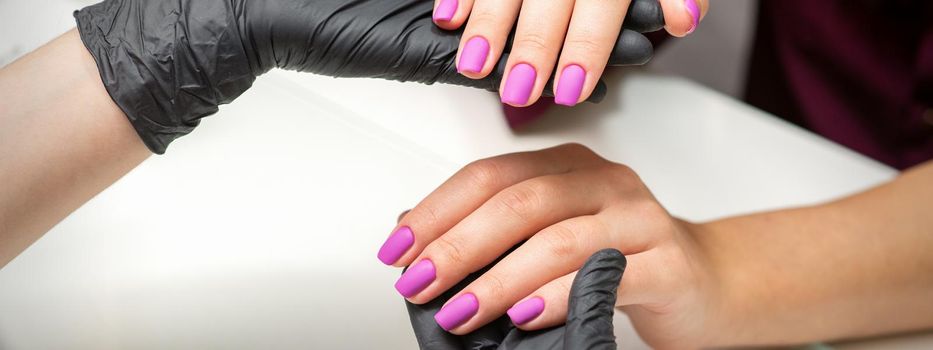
[74,0,256,154]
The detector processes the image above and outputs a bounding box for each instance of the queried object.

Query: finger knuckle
[542,222,584,259]
[603,163,640,186]
[481,273,509,300]
[564,36,607,56]
[633,200,667,220]
[495,181,547,224]
[429,235,467,267]
[463,159,505,190]
[555,143,602,163]
[514,32,553,54]
[405,204,442,228]
[557,142,589,155]
[466,10,506,30]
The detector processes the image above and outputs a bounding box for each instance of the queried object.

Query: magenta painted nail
[378,226,415,265]
[435,293,479,331]
[434,0,458,22]
[507,297,545,325]
[458,36,490,74]
[684,0,699,34]
[501,63,537,106]
[554,65,586,106]
[395,260,436,297]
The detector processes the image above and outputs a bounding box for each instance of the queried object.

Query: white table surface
[2,1,931,349]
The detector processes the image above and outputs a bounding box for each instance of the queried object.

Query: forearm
[0,30,149,268]
[699,160,933,346]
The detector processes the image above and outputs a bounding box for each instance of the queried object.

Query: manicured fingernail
[501,63,537,106]
[434,0,458,22]
[395,260,436,297]
[434,293,479,331]
[458,36,490,74]
[554,65,586,106]
[685,0,699,34]
[378,226,415,265]
[507,297,545,325]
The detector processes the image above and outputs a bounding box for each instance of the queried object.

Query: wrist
[689,203,847,347]
[680,219,749,348]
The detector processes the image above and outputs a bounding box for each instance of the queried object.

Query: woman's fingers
[432,0,475,29]
[400,168,617,304]
[455,0,523,78]
[499,0,575,107]
[433,215,616,333]
[425,163,669,333]
[658,0,709,37]
[552,0,631,106]
[377,143,602,267]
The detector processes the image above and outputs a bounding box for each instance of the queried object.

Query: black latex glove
[74,0,663,154]
[406,249,627,350]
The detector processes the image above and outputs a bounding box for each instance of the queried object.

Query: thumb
[563,249,627,350]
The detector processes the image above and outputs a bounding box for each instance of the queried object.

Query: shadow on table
[509,67,643,137]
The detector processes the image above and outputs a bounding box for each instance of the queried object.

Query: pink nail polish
[684,0,699,34]
[395,260,436,297]
[458,36,490,74]
[554,65,586,106]
[507,297,545,325]
[434,0,458,22]
[377,226,415,265]
[501,63,537,106]
[434,293,479,331]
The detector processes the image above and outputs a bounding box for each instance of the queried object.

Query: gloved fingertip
[625,0,666,33]
[608,30,654,66]
[585,81,608,104]
[563,249,625,350]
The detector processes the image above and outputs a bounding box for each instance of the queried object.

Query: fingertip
[457,36,493,79]
[433,19,463,31]
[507,296,546,325]
[660,0,701,37]
[554,64,586,107]
[434,293,480,332]
[377,226,416,265]
[500,63,539,107]
[433,0,458,22]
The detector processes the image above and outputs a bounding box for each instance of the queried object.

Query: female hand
[434,0,708,107]
[378,143,728,348]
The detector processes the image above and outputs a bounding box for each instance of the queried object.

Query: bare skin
[700,160,933,346]
[0,30,149,268]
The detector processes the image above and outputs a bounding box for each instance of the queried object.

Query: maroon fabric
[745,0,933,169]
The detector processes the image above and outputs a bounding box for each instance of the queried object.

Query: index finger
[377,143,604,267]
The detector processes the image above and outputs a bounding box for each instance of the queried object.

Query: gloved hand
[406,248,627,350]
[74,0,664,154]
